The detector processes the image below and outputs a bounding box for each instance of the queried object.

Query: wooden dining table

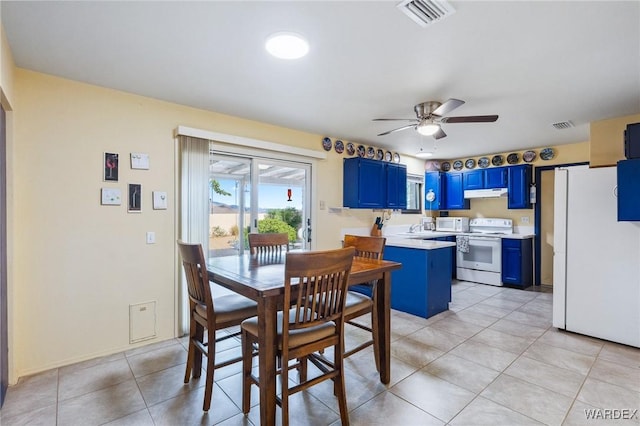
[207,252,401,426]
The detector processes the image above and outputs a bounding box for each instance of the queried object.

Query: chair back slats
[248,233,289,255]
[343,235,385,259]
[284,248,355,332]
[177,241,214,313]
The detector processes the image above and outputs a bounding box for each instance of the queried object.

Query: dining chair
[342,234,386,371]
[248,232,289,255]
[177,240,258,412]
[241,247,356,426]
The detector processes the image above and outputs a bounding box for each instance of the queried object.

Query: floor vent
[397,0,456,27]
[552,121,574,130]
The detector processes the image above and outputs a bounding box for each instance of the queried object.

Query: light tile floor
[2,280,639,425]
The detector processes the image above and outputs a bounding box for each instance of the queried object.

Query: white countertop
[385,236,456,250]
[387,230,535,242]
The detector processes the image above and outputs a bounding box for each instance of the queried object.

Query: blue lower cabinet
[501,238,533,287]
[384,246,452,318]
[435,236,456,281]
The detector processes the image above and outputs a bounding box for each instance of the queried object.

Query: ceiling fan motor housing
[414,101,442,119]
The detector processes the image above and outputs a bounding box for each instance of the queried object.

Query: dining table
[207,251,401,426]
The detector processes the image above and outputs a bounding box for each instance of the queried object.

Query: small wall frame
[104,152,119,181]
[128,184,142,213]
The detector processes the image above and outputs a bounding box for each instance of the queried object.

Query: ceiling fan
[373,98,498,139]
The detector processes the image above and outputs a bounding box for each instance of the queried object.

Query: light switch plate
[153,191,167,210]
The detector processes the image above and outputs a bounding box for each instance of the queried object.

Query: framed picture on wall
[128,184,141,213]
[104,152,119,181]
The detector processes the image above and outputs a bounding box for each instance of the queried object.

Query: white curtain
[177,135,210,335]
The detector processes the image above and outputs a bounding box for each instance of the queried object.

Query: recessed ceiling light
[265,32,309,59]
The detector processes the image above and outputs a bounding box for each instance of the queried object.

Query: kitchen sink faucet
[409,223,422,233]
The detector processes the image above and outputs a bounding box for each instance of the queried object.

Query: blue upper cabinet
[343,157,406,209]
[507,164,532,209]
[444,172,470,210]
[425,171,445,210]
[463,170,484,190]
[485,167,508,188]
[617,159,640,221]
[387,162,407,209]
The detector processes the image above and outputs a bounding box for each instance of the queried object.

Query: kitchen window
[402,174,423,214]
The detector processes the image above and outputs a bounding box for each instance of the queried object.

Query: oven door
[457,235,501,273]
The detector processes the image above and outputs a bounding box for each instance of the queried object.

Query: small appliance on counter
[422,216,435,231]
[435,217,470,232]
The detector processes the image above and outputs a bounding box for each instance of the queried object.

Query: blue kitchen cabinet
[463,170,484,190]
[425,171,445,210]
[435,236,457,281]
[343,158,406,209]
[617,159,640,221]
[384,245,452,318]
[485,167,508,188]
[387,162,407,209]
[444,172,470,210]
[501,238,533,287]
[507,164,532,209]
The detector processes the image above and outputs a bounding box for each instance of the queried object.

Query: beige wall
[9,69,423,379]
[590,113,640,167]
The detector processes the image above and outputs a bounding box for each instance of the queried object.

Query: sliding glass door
[208,153,311,257]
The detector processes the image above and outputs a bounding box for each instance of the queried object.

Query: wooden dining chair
[342,234,386,371]
[241,247,356,426]
[177,240,258,412]
[248,232,289,255]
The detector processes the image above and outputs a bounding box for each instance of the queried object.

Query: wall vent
[397,0,456,27]
[552,121,574,130]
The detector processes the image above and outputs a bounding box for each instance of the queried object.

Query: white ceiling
[2,1,639,159]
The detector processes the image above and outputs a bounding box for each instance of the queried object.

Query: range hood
[464,188,508,199]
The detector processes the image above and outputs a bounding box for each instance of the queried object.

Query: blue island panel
[383,245,452,319]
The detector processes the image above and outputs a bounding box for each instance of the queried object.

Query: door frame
[1,103,7,406]
[534,162,588,286]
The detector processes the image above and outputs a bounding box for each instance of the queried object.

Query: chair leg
[241,329,253,414]
[184,320,196,383]
[203,327,216,412]
[193,323,205,379]
[298,356,308,382]
[281,351,290,426]
[334,339,349,425]
[371,305,380,373]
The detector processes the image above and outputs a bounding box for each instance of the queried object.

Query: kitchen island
[382,237,456,318]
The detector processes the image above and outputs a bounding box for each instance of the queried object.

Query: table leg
[258,296,278,425]
[376,271,391,384]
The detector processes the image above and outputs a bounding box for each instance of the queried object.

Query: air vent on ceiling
[552,121,574,130]
[397,0,456,27]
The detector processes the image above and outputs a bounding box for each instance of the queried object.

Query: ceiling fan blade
[377,124,416,136]
[433,127,447,139]
[372,118,418,122]
[432,98,465,117]
[440,115,499,123]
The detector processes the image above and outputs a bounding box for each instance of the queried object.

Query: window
[403,174,423,214]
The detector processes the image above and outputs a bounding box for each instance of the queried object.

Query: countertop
[384,236,456,250]
[388,231,535,240]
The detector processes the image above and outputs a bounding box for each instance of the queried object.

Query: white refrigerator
[553,165,640,348]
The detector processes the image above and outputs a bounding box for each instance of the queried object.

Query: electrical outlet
[521,216,530,224]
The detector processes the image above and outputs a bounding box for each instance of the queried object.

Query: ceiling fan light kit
[417,121,440,136]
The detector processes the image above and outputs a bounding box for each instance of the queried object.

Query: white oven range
[456,218,513,286]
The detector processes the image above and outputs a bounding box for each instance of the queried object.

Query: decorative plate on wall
[492,155,504,166]
[393,153,401,163]
[523,150,536,162]
[465,159,476,169]
[334,140,344,154]
[478,157,490,168]
[346,142,355,156]
[322,137,332,151]
[507,153,520,164]
[376,148,384,160]
[366,146,375,159]
[441,161,451,171]
[357,145,366,157]
[453,160,464,171]
[385,151,392,162]
[540,148,555,160]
